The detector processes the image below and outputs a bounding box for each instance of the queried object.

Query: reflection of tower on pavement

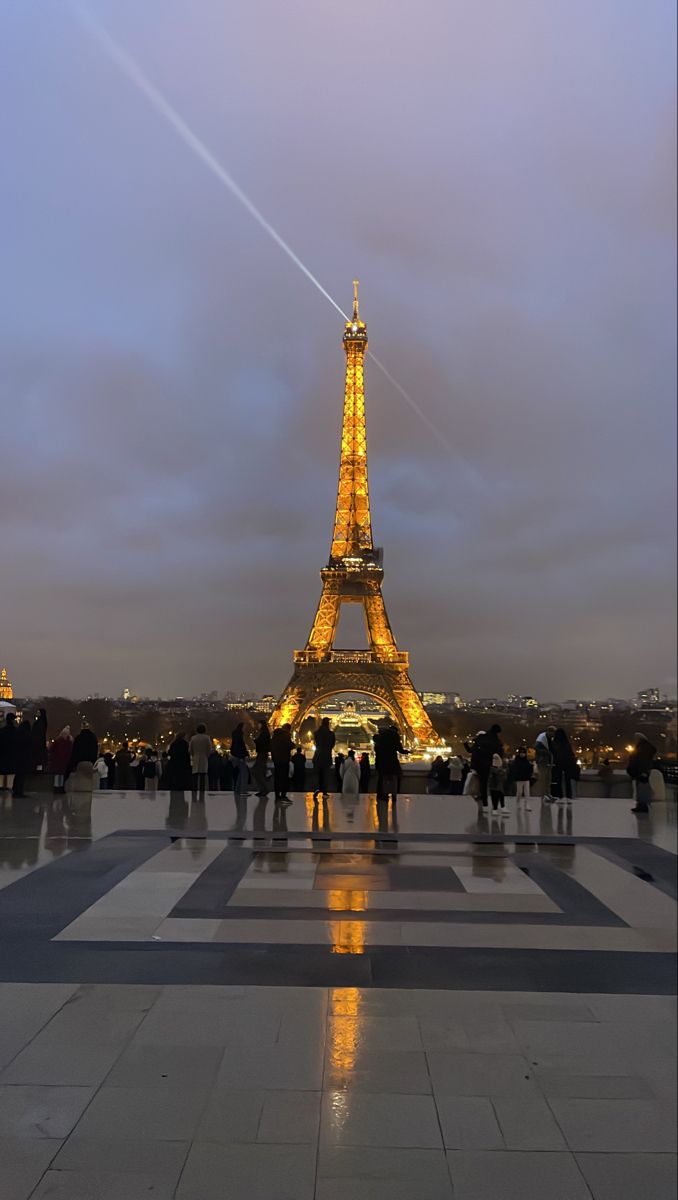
[271,284,440,748]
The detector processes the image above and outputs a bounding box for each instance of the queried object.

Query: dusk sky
[2,0,676,702]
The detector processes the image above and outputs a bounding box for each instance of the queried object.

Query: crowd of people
[0,708,661,815]
[427,724,659,815]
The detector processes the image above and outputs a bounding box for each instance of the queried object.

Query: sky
[1,0,676,702]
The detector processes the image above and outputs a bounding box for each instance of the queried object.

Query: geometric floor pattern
[0,789,675,1197]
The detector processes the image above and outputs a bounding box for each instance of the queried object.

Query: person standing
[0,713,19,794]
[103,750,116,789]
[334,752,345,790]
[66,725,98,782]
[114,741,134,790]
[377,722,405,802]
[49,726,73,793]
[31,708,48,774]
[551,728,578,804]
[472,724,503,809]
[627,733,656,814]
[252,720,271,797]
[488,753,508,815]
[208,748,223,791]
[313,718,335,799]
[271,723,293,804]
[142,747,159,792]
[291,746,306,791]
[340,749,360,798]
[94,754,109,790]
[509,745,533,810]
[448,754,463,795]
[166,734,191,790]
[189,724,212,800]
[359,751,371,793]
[535,728,555,802]
[229,723,250,795]
[12,719,33,798]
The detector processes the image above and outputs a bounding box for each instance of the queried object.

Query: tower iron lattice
[270,283,441,748]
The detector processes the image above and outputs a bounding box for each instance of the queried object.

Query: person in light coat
[189,724,212,800]
[340,750,361,798]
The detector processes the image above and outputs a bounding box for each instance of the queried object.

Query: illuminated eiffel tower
[271,283,440,747]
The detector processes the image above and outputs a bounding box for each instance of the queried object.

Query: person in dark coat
[66,726,98,782]
[219,752,234,791]
[31,708,48,772]
[166,734,192,790]
[0,713,19,793]
[49,726,73,792]
[334,752,345,790]
[376,723,405,801]
[291,747,306,791]
[313,718,335,799]
[551,728,578,804]
[627,733,657,814]
[597,758,614,798]
[271,723,293,804]
[104,751,116,790]
[114,741,135,790]
[252,721,271,797]
[359,752,371,793]
[12,719,33,797]
[208,749,223,791]
[507,745,533,809]
[428,755,450,794]
[471,724,503,808]
[229,723,250,794]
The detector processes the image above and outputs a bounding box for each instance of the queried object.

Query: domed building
[0,668,13,701]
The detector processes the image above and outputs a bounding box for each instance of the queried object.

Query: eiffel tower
[271,283,440,747]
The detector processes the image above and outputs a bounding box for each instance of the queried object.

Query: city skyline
[3,1,676,701]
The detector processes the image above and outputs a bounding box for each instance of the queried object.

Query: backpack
[142,759,157,779]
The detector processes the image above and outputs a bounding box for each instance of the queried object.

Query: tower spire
[330,283,371,562]
[352,279,360,322]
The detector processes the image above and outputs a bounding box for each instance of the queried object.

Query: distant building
[636,688,661,706]
[420,691,460,707]
[0,668,13,701]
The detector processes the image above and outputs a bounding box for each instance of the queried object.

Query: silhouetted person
[598,758,614,798]
[229,723,250,794]
[628,733,656,814]
[31,708,48,773]
[551,728,578,804]
[208,748,223,791]
[253,720,271,797]
[104,751,116,789]
[377,722,405,801]
[313,718,335,798]
[334,752,345,790]
[49,726,73,792]
[472,724,503,809]
[340,749,360,798]
[219,753,234,791]
[508,745,533,810]
[189,724,212,800]
[66,725,98,783]
[142,747,159,791]
[114,741,134,790]
[428,755,450,794]
[271,723,293,804]
[11,718,33,797]
[291,746,306,790]
[359,752,371,793]
[167,734,191,790]
[0,713,19,793]
[535,727,556,802]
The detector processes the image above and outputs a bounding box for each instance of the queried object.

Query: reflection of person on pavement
[166,791,188,842]
[375,797,398,845]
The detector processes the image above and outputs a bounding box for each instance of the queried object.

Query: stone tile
[536,1071,654,1099]
[316,1145,453,1199]
[576,1152,678,1200]
[321,1091,442,1148]
[195,1088,264,1143]
[501,1001,596,1023]
[258,1090,321,1143]
[435,1097,504,1149]
[132,1001,281,1047]
[419,1012,520,1054]
[176,1141,317,1200]
[328,1014,422,1052]
[0,1085,94,1139]
[0,984,78,1072]
[445,1150,593,1199]
[324,1049,432,1094]
[0,1039,126,1087]
[216,1042,323,1090]
[493,1087,566,1149]
[549,1097,678,1152]
[585,994,678,1023]
[104,1042,223,1088]
[52,1136,189,1175]
[72,1085,208,1141]
[0,1137,62,1200]
[29,1169,179,1199]
[453,863,544,894]
[427,1052,534,1096]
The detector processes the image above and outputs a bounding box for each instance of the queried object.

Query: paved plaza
[0,788,675,1198]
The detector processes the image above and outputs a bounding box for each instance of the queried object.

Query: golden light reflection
[327,889,368,912]
[328,986,364,1071]
[329,919,366,955]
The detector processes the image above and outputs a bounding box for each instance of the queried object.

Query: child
[487,753,508,816]
[509,745,533,810]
